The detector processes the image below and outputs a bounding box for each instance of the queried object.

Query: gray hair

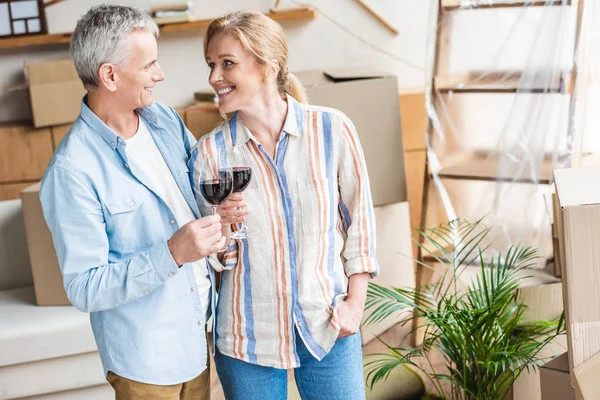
[70,4,159,90]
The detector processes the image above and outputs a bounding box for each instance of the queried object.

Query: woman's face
[206,32,269,114]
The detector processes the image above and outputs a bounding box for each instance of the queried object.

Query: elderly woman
[189,11,378,400]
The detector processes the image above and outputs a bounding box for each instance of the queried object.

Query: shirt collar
[231,93,304,147]
[79,95,161,150]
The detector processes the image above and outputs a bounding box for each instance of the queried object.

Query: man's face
[116,30,164,109]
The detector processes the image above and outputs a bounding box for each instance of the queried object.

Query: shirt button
[125,164,130,169]
[170,219,176,225]
[117,137,122,142]
[198,320,204,325]
[111,141,115,147]
[191,286,196,291]
[130,201,135,207]
[168,272,174,277]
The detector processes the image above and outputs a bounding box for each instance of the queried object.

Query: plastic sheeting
[423,0,599,266]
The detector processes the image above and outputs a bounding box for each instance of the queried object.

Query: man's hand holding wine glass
[167,214,226,266]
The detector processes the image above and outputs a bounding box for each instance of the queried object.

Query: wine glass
[229,145,258,239]
[197,151,234,217]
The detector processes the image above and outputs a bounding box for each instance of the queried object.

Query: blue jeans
[214,329,366,400]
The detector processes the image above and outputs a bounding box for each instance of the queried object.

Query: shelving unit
[0,7,317,50]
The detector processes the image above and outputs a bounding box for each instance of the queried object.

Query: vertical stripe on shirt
[242,238,257,364]
[323,113,343,300]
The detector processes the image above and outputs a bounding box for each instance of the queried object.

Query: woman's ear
[97,63,119,92]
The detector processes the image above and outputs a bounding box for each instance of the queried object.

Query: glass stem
[212,205,218,215]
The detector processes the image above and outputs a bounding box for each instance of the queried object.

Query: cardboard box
[574,350,600,399]
[296,69,407,207]
[20,183,69,306]
[554,166,600,375]
[186,102,225,139]
[540,353,575,400]
[361,201,415,345]
[400,92,427,151]
[26,59,85,128]
[0,122,53,183]
[0,182,32,201]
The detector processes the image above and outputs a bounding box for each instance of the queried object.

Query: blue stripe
[215,131,226,163]
[242,239,257,363]
[323,113,343,300]
[293,99,304,134]
[229,112,238,144]
[339,199,352,228]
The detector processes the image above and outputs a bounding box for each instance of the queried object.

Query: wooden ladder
[413,0,585,346]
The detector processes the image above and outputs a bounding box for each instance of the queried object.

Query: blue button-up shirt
[40,98,215,384]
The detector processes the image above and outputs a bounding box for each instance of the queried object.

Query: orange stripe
[307,112,332,304]
[248,142,288,366]
[342,121,370,272]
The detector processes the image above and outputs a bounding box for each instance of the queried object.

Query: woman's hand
[216,193,248,225]
[336,297,364,339]
[216,193,248,240]
[336,272,370,339]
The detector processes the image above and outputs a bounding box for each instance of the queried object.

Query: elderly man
[40,4,237,399]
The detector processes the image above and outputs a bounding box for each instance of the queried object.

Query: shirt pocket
[296,178,332,235]
[105,197,155,250]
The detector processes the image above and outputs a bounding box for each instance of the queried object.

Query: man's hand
[167,214,226,266]
[336,297,364,339]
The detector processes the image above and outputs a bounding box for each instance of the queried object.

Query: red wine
[200,178,233,205]
[232,167,252,193]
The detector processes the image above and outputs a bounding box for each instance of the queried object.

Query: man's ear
[97,63,119,92]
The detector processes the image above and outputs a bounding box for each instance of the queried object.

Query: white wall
[0,0,431,123]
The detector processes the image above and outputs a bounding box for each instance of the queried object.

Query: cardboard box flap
[574,350,600,399]
[543,352,570,373]
[295,68,388,87]
[554,166,600,207]
[21,182,41,193]
[26,59,81,86]
[322,68,388,82]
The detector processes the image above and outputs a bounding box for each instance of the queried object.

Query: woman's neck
[238,91,288,144]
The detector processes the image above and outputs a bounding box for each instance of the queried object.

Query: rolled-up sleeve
[336,114,379,278]
[40,165,179,313]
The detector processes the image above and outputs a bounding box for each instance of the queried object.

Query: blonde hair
[204,11,307,104]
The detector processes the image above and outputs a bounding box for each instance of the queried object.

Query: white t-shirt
[125,119,211,322]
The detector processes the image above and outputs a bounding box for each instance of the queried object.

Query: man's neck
[87,91,139,140]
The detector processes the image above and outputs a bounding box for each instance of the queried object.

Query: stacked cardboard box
[554,165,600,399]
[0,122,53,201]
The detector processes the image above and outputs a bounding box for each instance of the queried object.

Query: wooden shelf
[435,153,555,184]
[435,72,567,94]
[0,8,317,50]
[442,0,571,11]
[433,152,600,184]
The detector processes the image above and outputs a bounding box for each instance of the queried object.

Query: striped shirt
[188,94,379,369]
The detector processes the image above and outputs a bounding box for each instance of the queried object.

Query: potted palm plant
[364,219,565,400]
